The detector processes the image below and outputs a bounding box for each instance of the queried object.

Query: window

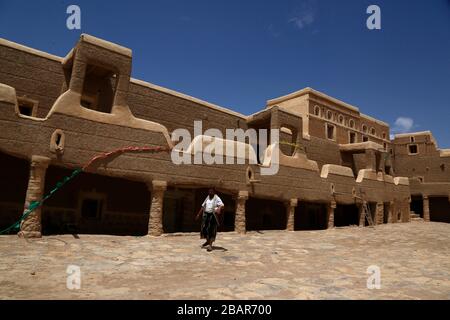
[408,144,418,155]
[370,128,376,136]
[81,197,103,219]
[326,123,336,140]
[383,142,387,150]
[327,110,333,120]
[349,119,355,129]
[79,192,106,220]
[410,136,415,143]
[362,136,369,142]
[314,105,320,116]
[441,164,445,172]
[81,63,117,113]
[349,132,356,144]
[17,97,38,117]
[362,124,368,133]
[338,115,344,124]
[382,132,387,139]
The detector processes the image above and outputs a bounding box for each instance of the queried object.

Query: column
[365,149,377,171]
[387,201,394,223]
[148,180,167,236]
[18,155,51,238]
[423,196,430,222]
[327,200,336,229]
[286,199,298,231]
[375,202,384,225]
[358,201,366,227]
[235,191,248,234]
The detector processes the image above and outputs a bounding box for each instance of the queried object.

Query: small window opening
[362,136,369,142]
[349,132,356,144]
[326,124,335,140]
[81,198,103,220]
[17,97,38,117]
[314,106,320,116]
[81,63,117,113]
[408,144,418,154]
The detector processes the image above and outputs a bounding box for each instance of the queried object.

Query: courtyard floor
[0,221,449,300]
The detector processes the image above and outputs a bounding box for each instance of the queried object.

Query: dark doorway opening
[294,202,327,230]
[42,166,150,236]
[246,198,286,231]
[335,204,359,227]
[410,196,424,218]
[429,197,450,223]
[0,152,29,234]
[163,188,235,233]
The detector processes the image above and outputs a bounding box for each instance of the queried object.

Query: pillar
[327,200,336,229]
[365,149,377,171]
[387,201,394,223]
[375,202,384,225]
[148,180,167,236]
[18,155,51,238]
[358,201,367,227]
[423,196,430,222]
[286,199,298,231]
[235,191,248,234]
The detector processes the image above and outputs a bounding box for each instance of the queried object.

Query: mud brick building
[0,34,448,237]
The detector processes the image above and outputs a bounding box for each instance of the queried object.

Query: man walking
[196,188,224,252]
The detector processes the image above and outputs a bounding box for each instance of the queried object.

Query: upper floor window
[382,132,387,139]
[349,119,355,129]
[362,124,368,133]
[314,105,320,116]
[327,110,333,120]
[326,123,336,141]
[370,127,376,136]
[338,115,344,124]
[408,144,418,155]
[17,97,38,117]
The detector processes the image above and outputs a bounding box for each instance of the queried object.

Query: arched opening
[245,197,286,231]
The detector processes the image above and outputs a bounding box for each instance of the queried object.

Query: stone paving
[0,221,449,300]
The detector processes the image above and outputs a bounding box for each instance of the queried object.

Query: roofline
[0,37,247,120]
[360,113,389,127]
[0,38,62,62]
[394,131,433,138]
[267,87,360,113]
[130,79,247,119]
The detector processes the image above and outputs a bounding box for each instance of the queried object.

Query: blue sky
[1,0,449,147]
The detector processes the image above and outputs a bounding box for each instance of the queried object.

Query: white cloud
[268,24,281,38]
[289,0,317,30]
[392,117,414,133]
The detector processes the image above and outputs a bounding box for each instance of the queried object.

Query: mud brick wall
[0,42,64,118]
